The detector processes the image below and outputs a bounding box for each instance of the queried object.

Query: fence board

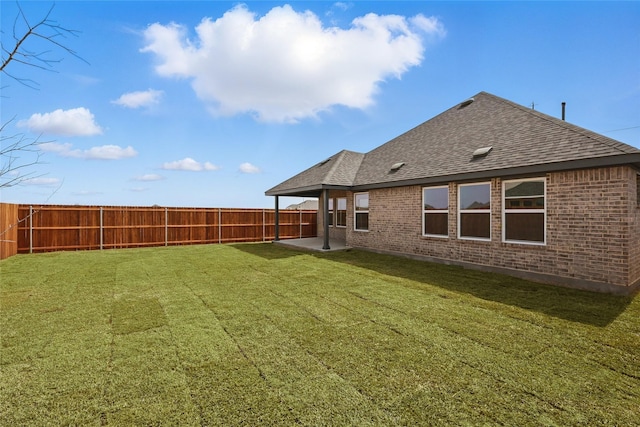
[0,203,19,260]
[14,204,317,254]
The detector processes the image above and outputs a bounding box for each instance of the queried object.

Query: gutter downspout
[322,189,330,250]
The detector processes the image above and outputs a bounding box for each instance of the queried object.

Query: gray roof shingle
[266,149,364,196]
[266,92,640,196]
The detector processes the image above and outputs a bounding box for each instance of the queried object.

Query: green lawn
[1,243,638,426]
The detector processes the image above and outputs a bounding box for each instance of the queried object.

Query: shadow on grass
[230,242,304,260]
[313,249,632,327]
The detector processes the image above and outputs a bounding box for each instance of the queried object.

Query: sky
[1,1,639,208]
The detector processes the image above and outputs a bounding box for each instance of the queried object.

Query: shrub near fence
[11,204,316,254]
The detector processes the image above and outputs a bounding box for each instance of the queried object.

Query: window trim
[422,185,449,238]
[335,197,347,228]
[458,182,491,241]
[354,192,369,232]
[502,177,546,246]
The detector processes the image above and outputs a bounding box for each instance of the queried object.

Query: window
[423,186,448,237]
[458,182,491,240]
[637,174,640,207]
[336,198,347,227]
[327,198,334,226]
[503,178,545,244]
[354,193,369,231]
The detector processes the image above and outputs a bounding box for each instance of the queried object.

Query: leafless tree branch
[1,2,87,88]
[0,118,52,188]
[1,2,85,188]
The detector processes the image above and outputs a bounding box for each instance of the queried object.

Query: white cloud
[239,162,261,174]
[134,173,164,181]
[38,142,74,154]
[332,2,351,12]
[142,5,445,123]
[80,145,137,160]
[112,89,164,108]
[161,157,219,171]
[18,107,103,136]
[21,177,61,187]
[39,142,137,160]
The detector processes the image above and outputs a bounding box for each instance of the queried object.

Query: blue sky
[2,1,639,208]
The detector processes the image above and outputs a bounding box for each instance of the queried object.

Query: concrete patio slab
[274,237,350,252]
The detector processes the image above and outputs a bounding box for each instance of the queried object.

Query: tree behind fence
[2,204,316,256]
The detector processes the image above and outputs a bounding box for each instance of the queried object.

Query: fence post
[299,208,302,238]
[262,209,266,242]
[100,207,103,250]
[218,208,222,244]
[165,207,168,246]
[29,205,33,254]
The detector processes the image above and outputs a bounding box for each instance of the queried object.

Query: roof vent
[317,158,331,167]
[472,146,492,158]
[459,98,474,109]
[390,162,405,172]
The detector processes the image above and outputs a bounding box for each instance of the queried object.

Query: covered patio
[274,237,350,252]
[266,150,364,251]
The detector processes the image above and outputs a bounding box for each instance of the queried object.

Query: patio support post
[322,189,330,250]
[274,196,280,241]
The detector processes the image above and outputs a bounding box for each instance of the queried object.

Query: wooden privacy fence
[0,203,19,260]
[5,204,316,255]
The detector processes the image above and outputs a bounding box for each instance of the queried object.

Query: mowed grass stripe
[1,243,638,426]
[240,255,579,424]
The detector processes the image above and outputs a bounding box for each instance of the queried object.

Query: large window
[423,186,448,237]
[503,178,545,244]
[354,193,369,231]
[336,198,347,227]
[458,182,491,240]
[327,198,334,226]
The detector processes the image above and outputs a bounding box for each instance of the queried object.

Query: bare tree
[1,2,84,88]
[1,2,84,188]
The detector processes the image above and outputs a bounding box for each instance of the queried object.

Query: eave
[266,153,640,197]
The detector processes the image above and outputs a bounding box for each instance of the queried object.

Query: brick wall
[337,165,639,293]
[318,190,348,241]
[629,172,640,287]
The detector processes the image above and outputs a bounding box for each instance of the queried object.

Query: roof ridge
[324,150,349,183]
[485,92,637,155]
[323,149,365,185]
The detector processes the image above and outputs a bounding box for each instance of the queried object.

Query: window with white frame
[327,198,334,226]
[354,192,369,231]
[458,182,491,240]
[336,198,347,227]
[503,178,545,244]
[423,186,448,237]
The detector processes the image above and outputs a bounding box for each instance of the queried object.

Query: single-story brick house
[266,92,640,294]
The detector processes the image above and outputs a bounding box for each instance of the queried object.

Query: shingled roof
[266,92,640,197]
[266,149,364,197]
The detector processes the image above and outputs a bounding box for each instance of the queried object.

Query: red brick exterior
[629,172,640,287]
[323,166,640,294]
[318,190,348,242]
